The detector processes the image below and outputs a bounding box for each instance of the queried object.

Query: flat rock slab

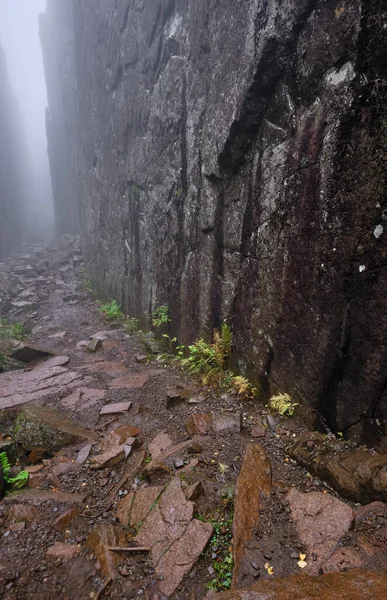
[87,524,118,578]
[13,404,93,452]
[185,413,213,435]
[0,365,84,409]
[149,431,174,458]
[90,445,126,470]
[157,518,213,597]
[99,401,132,415]
[287,488,354,575]
[108,374,148,389]
[116,486,164,526]
[232,444,272,588]
[76,444,92,464]
[145,440,193,475]
[61,387,105,410]
[38,355,70,368]
[135,478,194,565]
[46,542,80,560]
[78,360,128,377]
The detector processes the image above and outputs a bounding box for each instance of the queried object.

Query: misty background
[0,0,54,239]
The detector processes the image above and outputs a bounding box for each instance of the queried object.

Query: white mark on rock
[325,62,355,87]
[374,224,384,239]
[359,265,366,273]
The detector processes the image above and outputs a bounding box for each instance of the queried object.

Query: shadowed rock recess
[40,1,387,437]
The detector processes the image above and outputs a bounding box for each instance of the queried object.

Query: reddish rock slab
[204,569,387,600]
[90,445,126,470]
[108,374,148,389]
[286,488,354,576]
[78,360,128,377]
[99,401,132,415]
[38,355,70,368]
[0,365,83,409]
[116,492,134,525]
[250,424,266,438]
[53,508,79,530]
[149,431,173,458]
[109,450,146,499]
[135,478,194,565]
[61,387,105,410]
[185,413,213,436]
[103,424,142,449]
[157,518,213,597]
[5,503,40,525]
[46,542,80,560]
[145,441,193,475]
[87,524,118,578]
[232,444,271,588]
[130,486,164,526]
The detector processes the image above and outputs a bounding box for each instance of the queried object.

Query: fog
[0,0,54,240]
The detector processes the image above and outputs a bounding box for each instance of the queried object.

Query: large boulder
[13,404,93,452]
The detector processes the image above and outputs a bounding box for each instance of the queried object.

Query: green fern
[0,452,29,491]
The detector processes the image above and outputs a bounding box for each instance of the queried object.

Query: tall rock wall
[42,0,387,438]
[39,0,79,235]
[0,47,26,256]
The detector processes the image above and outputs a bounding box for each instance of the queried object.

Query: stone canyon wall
[42,0,387,438]
[0,47,26,256]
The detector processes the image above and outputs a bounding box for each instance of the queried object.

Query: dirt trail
[0,239,387,600]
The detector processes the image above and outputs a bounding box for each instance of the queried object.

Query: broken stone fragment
[85,338,102,353]
[213,412,242,433]
[135,354,148,364]
[286,487,355,576]
[149,431,173,458]
[46,542,81,560]
[76,444,92,464]
[184,481,204,501]
[185,413,213,436]
[13,404,93,452]
[76,340,89,351]
[52,508,79,530]
[90,445,126,470]
[157,518,213,597]
[108,374,148,389]
[87,524,119,578]
[99,401,132,415]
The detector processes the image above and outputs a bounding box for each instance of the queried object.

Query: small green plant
[0,320,25,340]
[0,452,29,492]
[181,323,232,383]
[158,334,185,360]
[152,305,171,328]
[201,512,234,592]
[99,300,123,321]
[267,393,298,417]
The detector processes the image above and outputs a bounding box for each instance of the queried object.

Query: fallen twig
[95,577,112,600]
[108,546,150,553]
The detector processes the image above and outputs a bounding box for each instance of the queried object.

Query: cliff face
[42,0,387,438]
[0,47,25,256]
[39,0,79,235]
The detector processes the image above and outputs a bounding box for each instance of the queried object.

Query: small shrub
[0,320,25,341]
[267,393,298,417]
[152,305,171,328]
[230,375,257,399]
[0,452,29,492]
[181,323,232,381]
[99,300,123,321]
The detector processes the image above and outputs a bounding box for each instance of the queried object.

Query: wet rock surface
[41,0,387,440]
